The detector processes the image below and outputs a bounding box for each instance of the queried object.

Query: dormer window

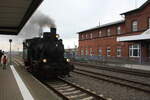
[117,26,121,34]
[99,31,102,37]
[132,21,138,32]
[107,29,111,36]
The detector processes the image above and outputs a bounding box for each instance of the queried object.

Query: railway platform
[0,64,60,100]
[0,65,23,100]
[121,64,150,71]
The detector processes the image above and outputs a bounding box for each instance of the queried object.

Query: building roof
[78,20,125,34]
[121,0,150,15]
[117,28,150,42]
[0,0,43,35]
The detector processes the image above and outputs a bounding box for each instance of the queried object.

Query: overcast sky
[0,0,147,51]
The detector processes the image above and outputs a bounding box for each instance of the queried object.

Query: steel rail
[73,69,150,93]
[72,62,150,78]
[42,78,108,100]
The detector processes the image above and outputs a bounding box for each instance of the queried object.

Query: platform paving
[0,62,62,100]
[13,61,61,100]
[123,64,150,71]
[0,65,23,100]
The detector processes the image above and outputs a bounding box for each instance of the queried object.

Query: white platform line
[10,65,34,100]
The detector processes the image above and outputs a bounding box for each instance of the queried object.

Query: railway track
[73,68,150,93]
[43,78,110,100]
[12,57,111,100]
[13,57,150,98]
[72,62,150,78]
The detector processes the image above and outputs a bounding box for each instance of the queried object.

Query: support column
[139,41,142,64]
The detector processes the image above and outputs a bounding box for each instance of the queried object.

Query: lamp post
[9,39,12,65]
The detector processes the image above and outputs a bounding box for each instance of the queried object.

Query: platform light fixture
[9,39,12,65]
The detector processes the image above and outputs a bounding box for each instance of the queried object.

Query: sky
[0,0,147,51]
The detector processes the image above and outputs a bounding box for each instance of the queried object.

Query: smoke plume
[30,11,56,28]
[18,11,56,38]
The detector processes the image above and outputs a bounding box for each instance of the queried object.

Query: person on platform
[0,50,4,66]
[1,54,8,70]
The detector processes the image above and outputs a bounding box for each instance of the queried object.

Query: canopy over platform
[0,0,43,35]
[117,29,150,42]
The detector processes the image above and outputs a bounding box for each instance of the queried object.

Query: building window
[132,21,138,32]
[81,49,84,55]
[148,17,150,28]
[85,48,88,55]
[99,31,102,37]
[90,33,93,39]
[90,48,92,56]
[116,48,121,57]
[117,26,121,34]
[98,48,102,56]
[107,29,111,36]
[82,35,84,40]
[106,47,111,56]
[129,44,140,57]
[86,34,88,39]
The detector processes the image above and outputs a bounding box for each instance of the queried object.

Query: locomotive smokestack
[51,28,56,34]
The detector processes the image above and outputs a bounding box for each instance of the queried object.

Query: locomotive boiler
[23,28,74,78]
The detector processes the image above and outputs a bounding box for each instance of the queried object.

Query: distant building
[64,47,78,58]
[78,0,150,62]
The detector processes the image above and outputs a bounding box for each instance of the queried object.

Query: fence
[67,55,150,67]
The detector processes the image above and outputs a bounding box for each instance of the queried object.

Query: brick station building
[78,0,150,62]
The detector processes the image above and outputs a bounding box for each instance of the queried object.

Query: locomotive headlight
[56,34,59,38]
[43,59,47,63]
[66,59,70,62]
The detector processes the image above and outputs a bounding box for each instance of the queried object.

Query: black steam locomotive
[23,28,74,78]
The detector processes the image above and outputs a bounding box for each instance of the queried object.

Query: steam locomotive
[23,28,74,78]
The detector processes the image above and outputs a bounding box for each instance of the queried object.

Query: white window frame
[116,47,121,57]
[86,34,88,39]
[98,48,102,56]
[90,48,93,56]
[117,26,121,34]
[107,29,111,36]
[90,33,93,39]
[106,47,111,57]
[82,35,84,39]
[85,48,88,55]
[81,49,84,55]
[132,21,138,32]
[129,44,140,57]
[99,31,102,37]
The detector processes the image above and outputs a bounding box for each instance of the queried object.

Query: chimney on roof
[99,20,100,26]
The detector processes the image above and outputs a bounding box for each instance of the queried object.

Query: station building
[78,0,150,62]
